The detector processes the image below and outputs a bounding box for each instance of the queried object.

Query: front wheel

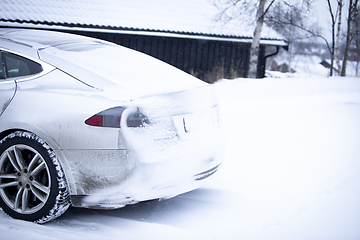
[0,131,70,223]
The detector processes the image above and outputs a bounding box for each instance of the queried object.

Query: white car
[0,29,224,223]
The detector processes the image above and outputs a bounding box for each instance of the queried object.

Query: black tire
[0,131,70,223]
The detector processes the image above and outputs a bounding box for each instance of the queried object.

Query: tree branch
[262,0,276,19]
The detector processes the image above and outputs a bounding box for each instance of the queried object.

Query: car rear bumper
[70,163,222,209]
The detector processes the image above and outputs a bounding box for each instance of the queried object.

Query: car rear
[81,85,224,208]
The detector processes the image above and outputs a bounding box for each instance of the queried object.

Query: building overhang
[0,21,288,47]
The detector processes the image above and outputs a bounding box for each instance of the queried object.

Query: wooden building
[0,0,287,82]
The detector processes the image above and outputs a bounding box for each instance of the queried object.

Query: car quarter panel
[0,79,16,116]
[1,69,127,149]
[0,69,130,195]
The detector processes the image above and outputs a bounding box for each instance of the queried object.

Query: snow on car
[0,28,224,223]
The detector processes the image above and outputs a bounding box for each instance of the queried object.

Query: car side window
[3,52,42,78]
[0,51,5,79]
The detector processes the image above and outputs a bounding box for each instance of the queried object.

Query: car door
[0,51,16,116]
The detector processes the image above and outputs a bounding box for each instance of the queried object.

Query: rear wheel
[0,131,70,223]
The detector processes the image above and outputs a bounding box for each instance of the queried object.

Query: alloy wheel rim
[0,144,51,214]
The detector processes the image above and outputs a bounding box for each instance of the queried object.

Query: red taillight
[85,106,149,128]
[85,115,103,127]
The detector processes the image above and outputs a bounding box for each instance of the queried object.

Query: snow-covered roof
[0,0,287,45]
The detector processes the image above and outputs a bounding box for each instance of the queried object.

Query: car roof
[0,28,104,49]
[0,28,116,65]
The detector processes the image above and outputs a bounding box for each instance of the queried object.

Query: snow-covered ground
[1,73,360,240]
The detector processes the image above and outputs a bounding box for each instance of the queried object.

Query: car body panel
[0,79,16,116]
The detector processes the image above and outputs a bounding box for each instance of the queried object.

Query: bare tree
[214,0,311,78]
[354,5,360,76]
[341,0,359,76]
[247,0,275,78]
[334,0,344,74]
[266,1,313,71]
[288,0,359,77]
[326,0,340,76]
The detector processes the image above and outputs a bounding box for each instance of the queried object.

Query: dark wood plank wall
[64,30,266,82]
